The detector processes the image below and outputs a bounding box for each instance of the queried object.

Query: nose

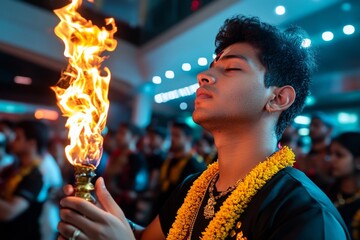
[197,70,216,86]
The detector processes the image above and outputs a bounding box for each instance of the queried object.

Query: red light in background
[191,0,201,11]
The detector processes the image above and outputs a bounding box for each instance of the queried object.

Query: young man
[103,122,148,224]
[304,112,335,191]
[0,120,49,240]
[57,15,350,239]
[158,121,206,209]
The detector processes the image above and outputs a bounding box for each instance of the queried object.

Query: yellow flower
[166,146,295,240]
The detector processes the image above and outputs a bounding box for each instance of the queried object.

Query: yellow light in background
[34,109,59,120]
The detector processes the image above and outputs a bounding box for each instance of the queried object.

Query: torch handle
[74,164,96,202]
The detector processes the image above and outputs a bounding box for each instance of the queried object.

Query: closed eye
[225,68,242,71]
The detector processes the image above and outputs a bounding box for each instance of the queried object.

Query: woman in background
[328,131,360,239]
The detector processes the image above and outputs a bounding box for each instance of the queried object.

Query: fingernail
[99,177,106,188]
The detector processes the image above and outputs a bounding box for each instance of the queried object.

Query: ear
[265,86,296,113]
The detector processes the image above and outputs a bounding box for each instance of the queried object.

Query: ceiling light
[212,54,216,59]
[322,31,334,41]
[275,5,286,15]
[301,38,311,48]
[298,128,309,136]
[154,83,199,103]
[14,76,32,85]
[165,70,175,79]
[338,112,358,124]
[152,76,161,84]
[343,25,355,35]
[180,102,188,110]
[182,63,191,71]
[198,57,208,66]
[305,95,316,106]
[294,115,311,125]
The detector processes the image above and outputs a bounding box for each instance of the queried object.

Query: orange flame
[52,0,117,168]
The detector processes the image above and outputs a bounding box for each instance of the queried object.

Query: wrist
[127,219,144,239]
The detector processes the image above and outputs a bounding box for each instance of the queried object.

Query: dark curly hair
[16,120,50,155]
[215,15,317,140]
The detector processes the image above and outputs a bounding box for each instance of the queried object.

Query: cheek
[223,84,265,110]
[332,157,354,176]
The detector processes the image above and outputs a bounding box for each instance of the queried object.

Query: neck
[212,125,277,191]
[172,148,190,159]
[20,152,41,167]
[339,175,358,195]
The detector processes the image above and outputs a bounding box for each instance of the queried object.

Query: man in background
[0,120,48,240]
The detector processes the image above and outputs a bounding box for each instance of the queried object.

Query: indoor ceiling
[0,0,359,124]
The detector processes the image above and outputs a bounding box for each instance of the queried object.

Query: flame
[52,0,117,168]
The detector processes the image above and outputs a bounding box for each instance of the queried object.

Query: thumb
[63,184,75,196]
[95,177,126,219]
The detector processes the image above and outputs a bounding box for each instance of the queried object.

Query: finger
[58,221,87,240]
[59,207,98,238]
[95,177,125,218]
[63,184,75,196]
[60,195,112,224]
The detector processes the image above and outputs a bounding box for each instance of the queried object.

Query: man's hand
[57,177,135,240]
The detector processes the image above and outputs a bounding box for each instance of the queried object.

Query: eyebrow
[210,54,249,68]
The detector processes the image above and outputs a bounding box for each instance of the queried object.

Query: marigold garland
[166,146,295,240]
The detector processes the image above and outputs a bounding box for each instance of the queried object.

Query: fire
[52,0,117,168]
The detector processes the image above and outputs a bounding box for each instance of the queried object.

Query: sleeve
[159,173,200,236]
[267,207,350,240]
[14,168,43,202]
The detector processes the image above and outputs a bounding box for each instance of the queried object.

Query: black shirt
[0,167,44,240]
[159,167,350,239]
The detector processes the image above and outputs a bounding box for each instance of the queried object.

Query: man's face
[329,141,355,178]
[9,128,29,157]
[170,127,187,152]
[309,118,331,142]
[116,126,132,148]
[192,43,269,129]
[148,132,164,150]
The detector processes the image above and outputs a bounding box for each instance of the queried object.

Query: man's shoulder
[241,167,350,239]
[266,167,335,208]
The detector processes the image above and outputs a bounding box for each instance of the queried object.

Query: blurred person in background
[157,121,206,211]
[39,145,63,240]
[0,120,16,175]
[103,122,148,223]
[0,132,15,175]
[137,125,169,225]
[0,119,15,152]
[303,112,335,191]
[327,132,360,239]
[279,123,306,171]
[0,119,48,240]
[193,130,217,165]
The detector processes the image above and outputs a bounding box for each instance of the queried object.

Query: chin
[192,110,204,124]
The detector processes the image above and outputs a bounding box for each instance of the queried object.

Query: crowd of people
[0,117,216,239]
[0,14,360,240]
[280,113,360,239]
[0,112,359,239]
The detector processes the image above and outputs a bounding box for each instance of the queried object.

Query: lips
[195,88,212,99]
